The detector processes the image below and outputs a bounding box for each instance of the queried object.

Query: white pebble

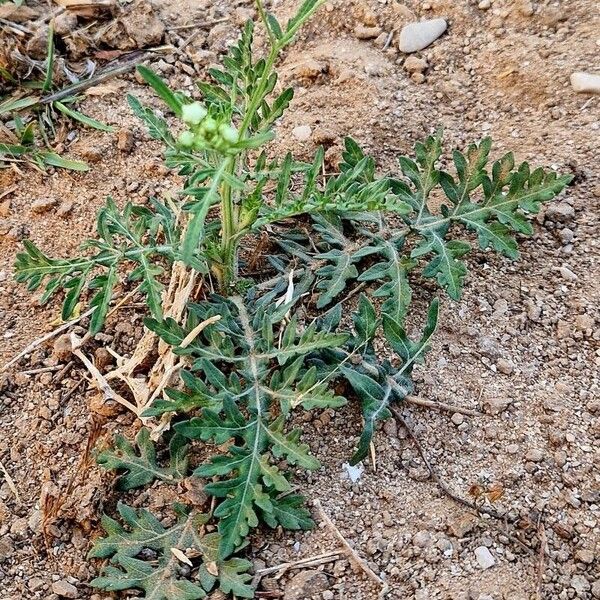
[570,72,600,94]
[399,18,447,53]
[475,546,496,569]
[291,125,312,141]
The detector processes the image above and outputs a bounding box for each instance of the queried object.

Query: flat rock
[399,18,447,53]
[51,580,78,598]
[570,72,600,94]
[31,198,57,214]
[475,545,496,569]
[284,570,330,600]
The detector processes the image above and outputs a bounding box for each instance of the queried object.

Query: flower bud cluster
[178,102,239,152]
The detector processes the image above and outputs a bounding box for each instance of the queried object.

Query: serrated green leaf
[97,428,189,490]
[89,503,253,599]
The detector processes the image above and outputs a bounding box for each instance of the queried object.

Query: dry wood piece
[1,307,95,372]
[256,551,342,577]
[53,0,114,18]
[405,394,482,417]
[314,499,389,598]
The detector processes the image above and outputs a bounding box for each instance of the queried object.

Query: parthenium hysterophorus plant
[14,0,571,596]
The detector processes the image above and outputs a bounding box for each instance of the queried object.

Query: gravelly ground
[0,0,598,598]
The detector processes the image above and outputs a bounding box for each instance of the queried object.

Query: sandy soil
[0,0,598,599]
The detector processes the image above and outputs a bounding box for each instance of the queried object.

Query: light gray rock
[475,545,496,569]
[399,18,447,53]
[560,266,578,281]
[571,574,591,595]
[413,530,433,547]
[570,72,600,94]
[546,201,575,222]
[51,580,78,598]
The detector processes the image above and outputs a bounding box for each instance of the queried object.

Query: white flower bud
[181,102,207,125]
[178,130,195,147]
[219,124,239,145]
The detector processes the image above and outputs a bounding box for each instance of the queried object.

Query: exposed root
[40,419,103,548]
[71,332,140,416]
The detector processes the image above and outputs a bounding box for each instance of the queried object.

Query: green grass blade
[0,96,39,116]
[55,101,115,132]
[42,25,55,93]
[0,144,29,157]
[40,152,89,171]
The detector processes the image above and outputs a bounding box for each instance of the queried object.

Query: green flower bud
[201,117,218,134]
[178,130,195,147]
[219,123,239,145]
[181,102,207,125]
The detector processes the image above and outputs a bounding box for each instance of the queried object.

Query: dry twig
[405,394,482,417]
[0,461,21,504]
[1,307,95,372]
[314,499,389,598]
[256,551,341,577]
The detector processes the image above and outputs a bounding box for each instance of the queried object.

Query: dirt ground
[0,0,598,598]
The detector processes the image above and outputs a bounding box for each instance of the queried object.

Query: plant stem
[219,3,281,290]
[219,157,237,289]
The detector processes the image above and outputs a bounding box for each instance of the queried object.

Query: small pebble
[559,266,577,281]
[117,128,135,153]
[413,530,433,547]
[474,546,496,569]
[292,125,312,141]
[451,412,464,426]
[31,198,58,214]
[354,25,382,39]
[575,549,595,564]
[51,580,78,598]
[571,575,591,594]
[484,396,512,414]
[404,56,428,74]
[519,0,534,16]
[525,448,544,463]
[496,358,514,375]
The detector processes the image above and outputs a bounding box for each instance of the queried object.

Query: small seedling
[13,0,572,597]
